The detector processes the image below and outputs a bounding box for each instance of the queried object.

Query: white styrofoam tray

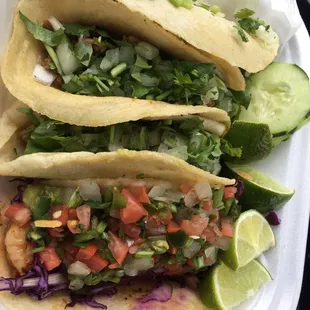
[0,1,310,310]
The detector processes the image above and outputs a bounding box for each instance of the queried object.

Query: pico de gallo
[2,179,240,306]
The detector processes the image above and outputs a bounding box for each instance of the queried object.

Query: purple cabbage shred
[66,294,107,309]
[10,185,25,204]
[235,179,244,199]
[265,210,281,226]
[139,281,172,304]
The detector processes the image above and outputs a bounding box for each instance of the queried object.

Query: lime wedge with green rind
[221,210,276,270]
[200,260,272,310]
[223,120,273,164]
[222,163,295,213]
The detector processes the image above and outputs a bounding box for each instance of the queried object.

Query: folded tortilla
[0,101,234,185]
[0,177,226,310]
[1,0,278,127]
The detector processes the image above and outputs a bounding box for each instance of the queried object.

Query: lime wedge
[223,163,295,213]
[223,120,272,164]
[221,210,275,270]
[200,260,272,310]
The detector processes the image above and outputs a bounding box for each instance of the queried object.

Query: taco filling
[20,13,250,119]
[0,179,240,308]
[18,108,241,174]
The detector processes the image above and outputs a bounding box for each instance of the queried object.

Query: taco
[0,101,240,181]
[0,175,240,309]
[1,0,276,126]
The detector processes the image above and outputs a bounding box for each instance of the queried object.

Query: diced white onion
[184,188,198,207]
[202,119,226,136]
[33,64,56,86]
[183,241,201,259]
[68,261,91,277]
[216,236,231,251]
[124,256,154,277]
[56,40,80,75]
[148,184,172,199]
[108,143,124,152]
[48,16,65,31]
[126,238,134,247]
[147,225,167,236]
[163,145,189,161]
[255,25,279,45]
[194,183,212,201]
[79,180,102,202]
[204,246,217,266]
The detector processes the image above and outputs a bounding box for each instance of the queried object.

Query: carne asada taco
[0,101,239,182]
[0,176,239,309]
[1,0,276,126]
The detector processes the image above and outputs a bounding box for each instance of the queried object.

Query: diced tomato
[129,244,141,254]
[180,215,209,236]
[64,252,75,264]
[120,222,141,238]
[64,243,79,256]
[160,209,173,225]
[202,227,217,244]
[48,227,64,238]
[107,217,120,232]
[145,215,161,229]
[203,200,213,212]
[166,264,193,276]
[223,187,237,200]
[76,244,97,261]
[108,262,120,269]
[39,245,62,271]
[50,205,68,226]
[4,204,32,227]
[167,221,180,233]
[130,186,151,204]
[221,217,234,237]
[179,183,192,194]
[186,258,195,268]
[120,189,148,224]
[85,254,108,273]
[68,208,77,219]
[108,231,128,265]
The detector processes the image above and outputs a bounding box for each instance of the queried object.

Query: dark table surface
[295,1,309,309]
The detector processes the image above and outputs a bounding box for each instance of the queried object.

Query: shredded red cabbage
[66,294,107,309]
[139,281,172,303]
[265,210,281,226]
[10,185,25,204]
[0,255,68,299]
[235,180,244,199]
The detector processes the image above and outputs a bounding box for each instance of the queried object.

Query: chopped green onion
[74,230,97,243]
[134,250,155,258]
[94,76,109,91]
[56,247,65,260]
[156,89,173,101]
[44,44,63,75]
[96,221,107,234]
[136,173,145,179]
[101,232,109,241]
[149,239,169,254]
[111,62,127,78]
[100,48,120,72]
[139,127,148,150]
[210,5,221,14]
[109,126,115,144]
[213,188,224,210]
[193,256,205,270]
[184,237,194,248]
[30,231,43,241]
[112,187,127,209]
[32,246,45,253]
[67,188,84,208]
[104,188,114,202]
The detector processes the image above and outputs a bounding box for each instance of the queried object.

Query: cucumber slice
[239,63,310,145]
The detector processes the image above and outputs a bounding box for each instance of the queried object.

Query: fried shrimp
[4,223,34,275]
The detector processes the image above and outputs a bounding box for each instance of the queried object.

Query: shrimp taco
[1,0,277,126]
[0,175,239,309]
[0,101,241,180]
